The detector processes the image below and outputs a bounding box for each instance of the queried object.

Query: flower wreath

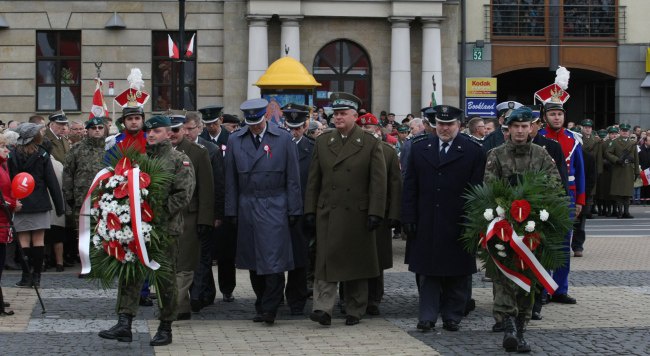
[78,147,174,295]
[461,172,573,295]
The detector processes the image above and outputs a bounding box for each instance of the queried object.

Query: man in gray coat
[224,98,302,325]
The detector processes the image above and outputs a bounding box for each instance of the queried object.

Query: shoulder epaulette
[411,134,429,145]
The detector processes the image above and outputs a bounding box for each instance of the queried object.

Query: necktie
[440,142,449,160]
[254,134,261,149]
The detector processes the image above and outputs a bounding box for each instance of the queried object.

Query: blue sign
[466,98,497,117]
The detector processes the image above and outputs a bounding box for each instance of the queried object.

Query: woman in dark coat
[8,124,64,288]
[0,131,20,315]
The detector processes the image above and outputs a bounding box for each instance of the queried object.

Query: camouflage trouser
[117,238,178,321]
[492,270,533,323]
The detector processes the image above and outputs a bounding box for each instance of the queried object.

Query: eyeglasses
[88,126,105,131]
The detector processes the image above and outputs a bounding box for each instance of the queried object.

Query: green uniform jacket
[596,139,613,200]
[175,138,215,271]
[375,141,402,270]
[62,137,107,220]
[485,140,561,184]
[305,125,387,282]
[44,127,71,163]
[604,136,640,197]
[146,140,196,236]
[582,134,601,196]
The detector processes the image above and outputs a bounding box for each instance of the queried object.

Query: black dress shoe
[262,312,276,325]
[190,299,203,313]
[309,310,331,326]
[492,321,504,332]
[442,320,459,331]
[622,213,634,219]
[464,298,476,316]
[366,305,380,316]
[222,293,235,302]
[345,315,360,326]
[550,294,577,304]
[139,296,154,307]
[417,320,434,332]
[56,264,64,272]
[176,312,191,320]
[531,311,543,320]
[253,314,264,322]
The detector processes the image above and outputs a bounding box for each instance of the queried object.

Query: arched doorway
[496,68,615,129]
[312,40,371,111]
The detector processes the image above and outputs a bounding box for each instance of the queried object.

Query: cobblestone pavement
[1,207,649,355]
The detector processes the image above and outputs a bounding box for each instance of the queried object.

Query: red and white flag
[641,168,650,186]
[185,33,195,57]
[89,78,109,119]
[168,34,179,59]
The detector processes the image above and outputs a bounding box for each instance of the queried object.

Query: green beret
[397,125,410,133]
[85,117,106,129]
[505,107,534,125]
[581,119,593,127]
[619,123,631,131]
[607,126,619,134]
[597,129,607,138]
[144,115,171,130]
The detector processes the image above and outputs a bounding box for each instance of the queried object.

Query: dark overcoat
[200,127,230,148]
[376,141,402,270]
[224,123,302,275]
[401,133,485,276]
[304,125,387,282]
[287,136,314,268]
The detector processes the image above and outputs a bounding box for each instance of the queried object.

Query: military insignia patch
[356,138,361,143]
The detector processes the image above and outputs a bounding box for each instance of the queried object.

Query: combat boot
[502,315,518,352]
[150,320,172,346]
[515,315,531,353]
[0,287,14,316]
[98,313,133,342]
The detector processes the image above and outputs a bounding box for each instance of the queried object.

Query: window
[492,0,545,37]
[563,0,616,38]
[312,40,371,111]
[152,31,197,111]
[36,31,81,111]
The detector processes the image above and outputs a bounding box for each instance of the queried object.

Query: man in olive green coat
[305,92,387,326]
[44,110,71,163]
[605,123,639,218]
[169,115,215,320]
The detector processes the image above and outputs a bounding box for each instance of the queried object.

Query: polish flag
[89,78,109,119]
[168,34,179,59]
[185,33,195,57]
[641,168,650,186]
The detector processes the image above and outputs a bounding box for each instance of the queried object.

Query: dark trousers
[0,243,5,280]
[367,270,384,307]
[191,233,217,303]
[214,222,237,295]
[285,267,308,312]
[249,271,285,316]
[572,203,588,252]
[418,274,470,324]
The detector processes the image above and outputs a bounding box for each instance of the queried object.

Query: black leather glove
[197,224,213,237]
[288,215,301,227]
[366,215,382,231]
[389,219,401,229]
[402,223,417,240]
[303,213,316,234]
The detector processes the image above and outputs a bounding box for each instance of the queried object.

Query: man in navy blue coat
[224,98,303,325]
[402,105,486,332]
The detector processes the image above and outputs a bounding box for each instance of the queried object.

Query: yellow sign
[466,77,497,97]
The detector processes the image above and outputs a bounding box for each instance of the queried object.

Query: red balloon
[12,173,35,199]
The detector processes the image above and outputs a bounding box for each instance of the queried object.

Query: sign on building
[466,77,497,117]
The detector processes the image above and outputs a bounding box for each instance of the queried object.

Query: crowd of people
[0,83,642,352]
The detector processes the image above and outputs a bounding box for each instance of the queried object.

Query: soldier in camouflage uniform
[98,116,195,347]
[484,107,561,353]
[605,123,640,218]
[62,117,107,227]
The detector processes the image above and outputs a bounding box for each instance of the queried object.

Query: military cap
[144,115,171,130]
[85,117,106,129]
[597,129,607,138]
[14,123,45,145]
[120,106,145,122]
[431,105,464,123]
[421,107,436,121]
[240,98,269,125]
[607,126,619,134]
[525,105,542,121]
[221,114,240,124]
[356,113,379,126]
[496,101,523,118]
[330,92,361,112]
[397,124,410,133]
[198,105,223,124]
[505,107,534,125]
[581,119,594,127]
[619,123,631,131]
[49,110,68,123]
[569,126,581,134]
[282,103,310,128]
[543,101,565,113]
[170,114,186,128]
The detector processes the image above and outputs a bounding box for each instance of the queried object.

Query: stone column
[247,16,271,99]
[280,16,303,60]
[421,17,444,108]
[389,17,413,120]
